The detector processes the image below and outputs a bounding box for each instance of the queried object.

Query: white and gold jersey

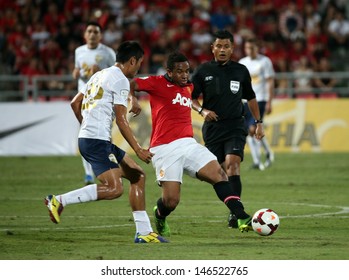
[75,43,116,91]
[239,54,274,102]
[78,66,129,141]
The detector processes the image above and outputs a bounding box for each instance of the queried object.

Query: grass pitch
[0,153,348,260]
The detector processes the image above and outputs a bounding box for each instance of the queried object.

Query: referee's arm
[192,98,203,115]
[247,98,265,140]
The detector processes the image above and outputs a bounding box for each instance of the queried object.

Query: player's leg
[205,141,239,228]
[86,166,166,243]
[223,137,253,231]
[261,137,274,168]
[119,154,153,235]
[247,129,264,171]
[223,153,241,228]
[245,103,259,167]
[245,102,264,170]
[255,101,268,169]
[82,156,94,185]
[44,139,122,224]
[196,159,252,232]
[44,170,118,224]
[115,148,168,243]
[247,135,264,170]
[149,141,186,237]
[45,167,122,223]
[154,181,181,237]
[185,142,252,232]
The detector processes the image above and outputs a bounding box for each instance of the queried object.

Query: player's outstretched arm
[71,92,84,124]
[192,98,219,122]
[114,104,153,163]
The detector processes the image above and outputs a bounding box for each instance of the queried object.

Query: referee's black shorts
[206,134,246,164]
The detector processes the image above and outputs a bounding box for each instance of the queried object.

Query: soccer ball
[252,208,280,236]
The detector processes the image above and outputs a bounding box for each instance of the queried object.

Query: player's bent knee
[107,184,124,199]
[218,167,228,181]
[124,167,146,184]
[199,162,228,184]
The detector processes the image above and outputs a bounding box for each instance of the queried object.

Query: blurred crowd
[1,0,349,94]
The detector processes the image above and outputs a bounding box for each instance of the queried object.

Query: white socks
[261,137,272,155]
[56,185,153,236]
[133,211,153,235]
[247,135,261,165]
[57,183,97,207]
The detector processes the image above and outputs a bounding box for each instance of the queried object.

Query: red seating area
[0,0,347,99]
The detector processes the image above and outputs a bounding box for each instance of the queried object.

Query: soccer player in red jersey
[130,52,253,237]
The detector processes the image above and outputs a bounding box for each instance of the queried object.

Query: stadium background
[1,0,349,155]
[0,2,348,270]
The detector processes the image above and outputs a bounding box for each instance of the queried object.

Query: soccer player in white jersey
[72,21,116,185]
[45,41,168,243]
[239,38,275,170]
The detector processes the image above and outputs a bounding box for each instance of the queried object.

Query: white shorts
[149,137,217,184]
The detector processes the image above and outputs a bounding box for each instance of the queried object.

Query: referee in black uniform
[192,30,265,228]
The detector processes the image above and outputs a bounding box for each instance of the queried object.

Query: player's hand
[255,124,265,140]
[129,96,142,117]
[135,148,154,164]
[201,109,219,122]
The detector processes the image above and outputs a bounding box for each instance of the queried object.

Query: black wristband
[198,107,204,114]
[255,119,263,124]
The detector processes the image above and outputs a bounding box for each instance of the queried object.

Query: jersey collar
[211,59,233,67]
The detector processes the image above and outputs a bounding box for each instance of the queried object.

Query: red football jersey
[135,75,194,148]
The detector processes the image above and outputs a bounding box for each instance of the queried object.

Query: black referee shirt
[192,60,256,120]
[191,60,256,145]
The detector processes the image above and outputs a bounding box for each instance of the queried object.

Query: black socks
[213,181,249,219]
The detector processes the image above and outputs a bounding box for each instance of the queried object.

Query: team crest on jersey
[95,55,103,63]
[230,81,240,94]
[120,89,129,97]
[108,154,118,164]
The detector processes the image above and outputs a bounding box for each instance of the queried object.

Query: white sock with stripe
[57,184,97,207]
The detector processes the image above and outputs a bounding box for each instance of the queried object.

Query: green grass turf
[0,153,348,260]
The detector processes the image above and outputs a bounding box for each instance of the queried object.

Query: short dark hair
[212,30,234,43]
[86,21,102,31]
[116,41,144,63]
[166,52,189,71]
[245,37,257,44]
